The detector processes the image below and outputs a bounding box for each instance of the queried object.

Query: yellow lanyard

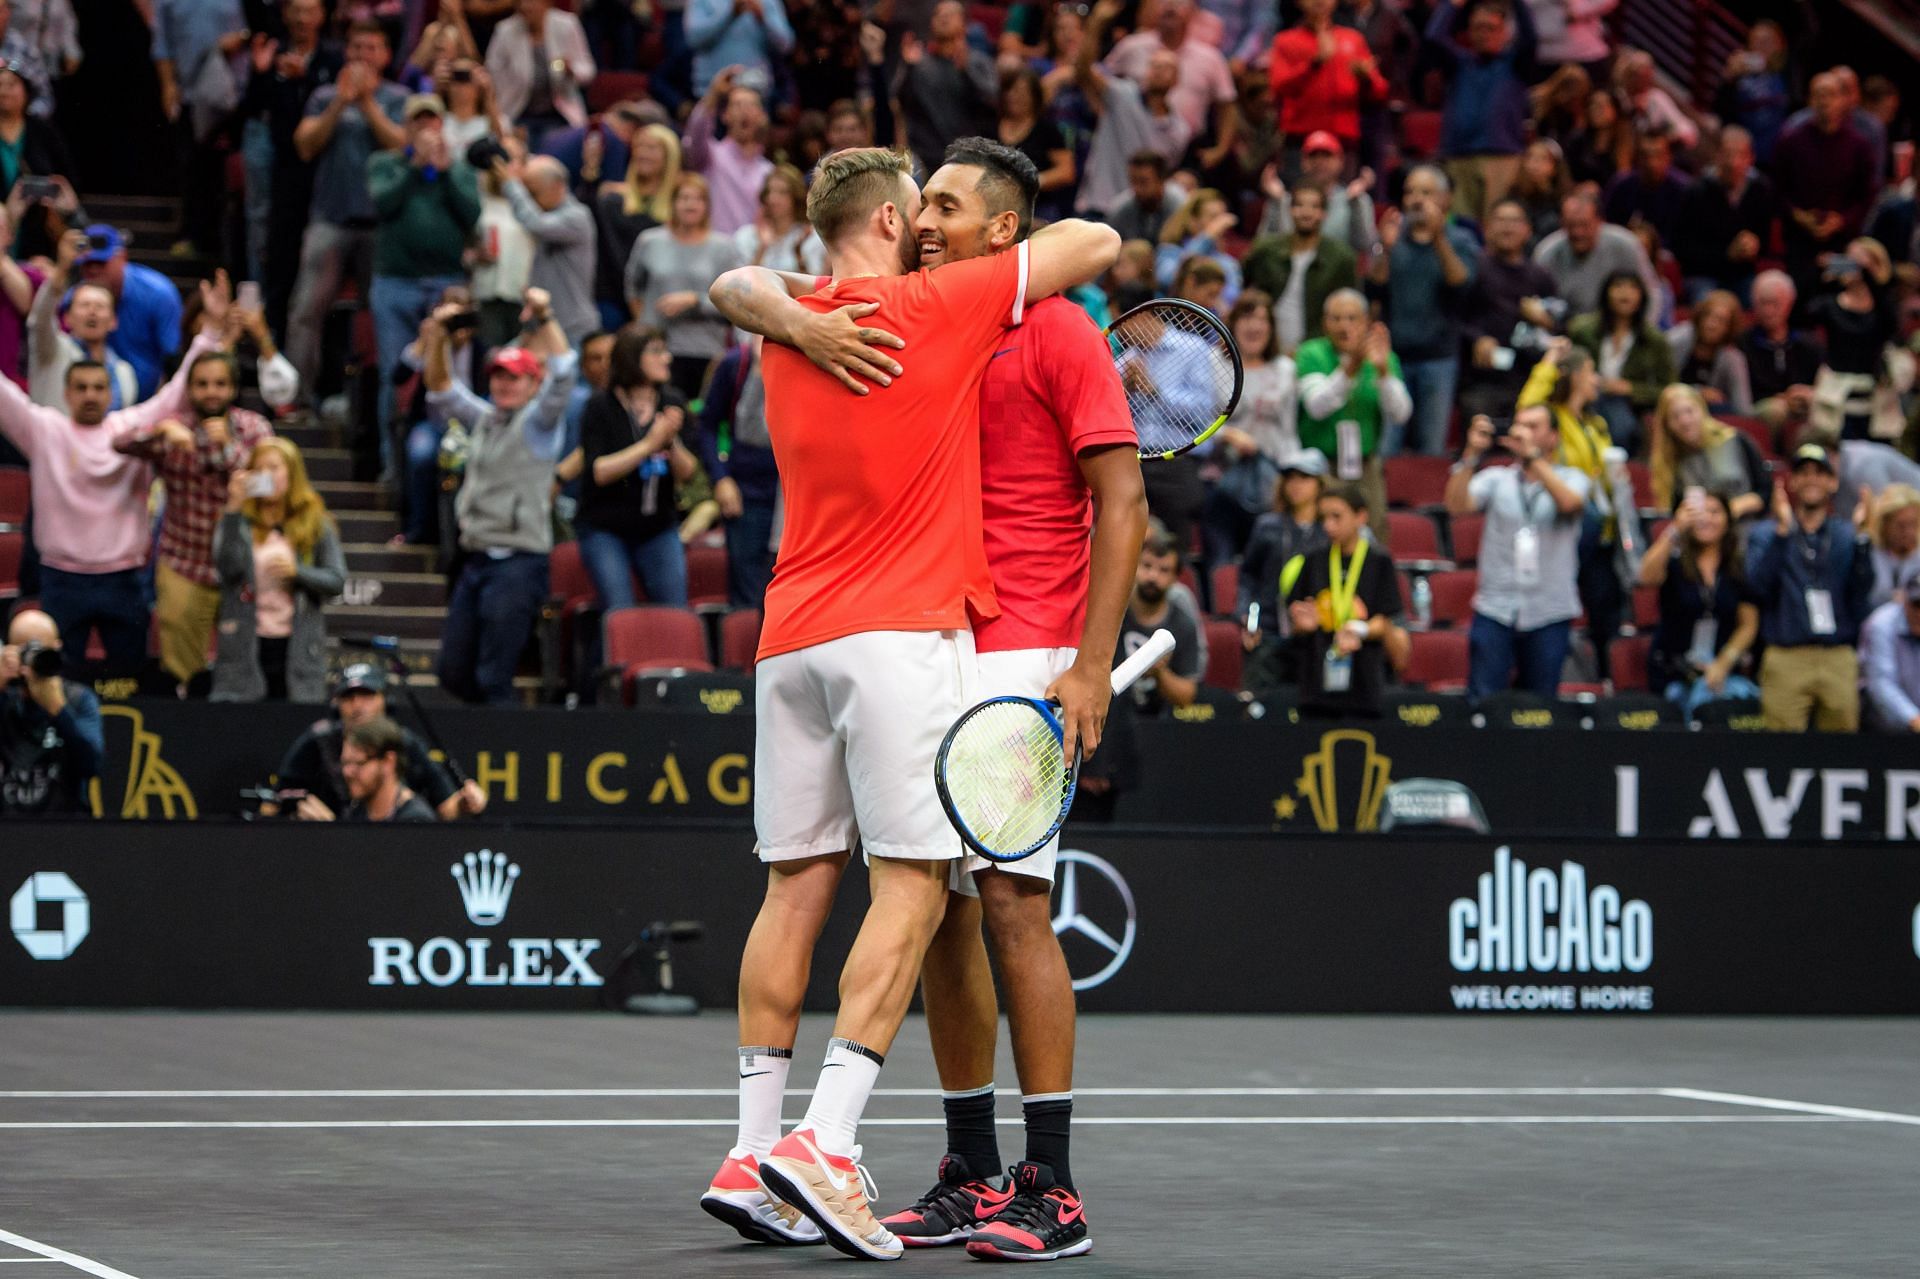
[1327,540,1368,627]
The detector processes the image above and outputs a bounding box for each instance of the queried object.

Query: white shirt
[1274,248,1314,355]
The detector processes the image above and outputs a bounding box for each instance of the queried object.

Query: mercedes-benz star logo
[1051,850,1136,991]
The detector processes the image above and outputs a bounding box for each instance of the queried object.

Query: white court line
[0,1086,1664,1100]
[0,1114,1863,1131]
[0,1230,139,1279]
[1658,1087,1920,1128]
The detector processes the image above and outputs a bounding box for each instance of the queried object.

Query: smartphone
[450,66,474,83]
[246,471,277,499]
[444,310,480,335]
[15,176,60,203]
[237,281,261,311]
[1489,346,1516,372]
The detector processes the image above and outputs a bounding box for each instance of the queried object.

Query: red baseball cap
[489,347,545,380]
[1302,130,1344,157]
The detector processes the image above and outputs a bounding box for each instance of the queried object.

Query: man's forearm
[423,333,452,392]
[1076,455,1150,670]
[709,266,820,341]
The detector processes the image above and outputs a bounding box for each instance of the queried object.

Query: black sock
[942,1086,1001,1181]
[1022,1094,1073,1192]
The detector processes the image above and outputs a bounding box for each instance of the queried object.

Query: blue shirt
[305,81,410,225]
[1381,223,1480,362]
[152,0,248,87]
[684,0,794,98]
[1429,0,1536,158]
[106,262,184,400]
[1861,600,1920,727]
[1745,515,1876,648]
[539,123,631,194]
[1121,329,1222,457]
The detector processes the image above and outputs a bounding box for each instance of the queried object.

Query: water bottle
[1412,575,1433,630]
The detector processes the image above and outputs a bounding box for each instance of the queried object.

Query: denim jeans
[436,551,551,704]
[370,273,465,476]
[1468,613,1573,699]
[1664,673,1762,719]
[1386,356,1459,456]
[38,566,150,678]
[724,500,778,609]
[404,421,444,544]
[577,524,689,609]
[240,119,275,284]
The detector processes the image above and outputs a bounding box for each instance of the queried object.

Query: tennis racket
[1105,299,1244,460]
[934,629,1177,862]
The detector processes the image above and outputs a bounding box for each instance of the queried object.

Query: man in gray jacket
[499,154,598,345]
[425,287,578,704]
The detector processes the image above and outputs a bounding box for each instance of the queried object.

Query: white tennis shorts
[755,628,977,863]
[953,645,1079,895]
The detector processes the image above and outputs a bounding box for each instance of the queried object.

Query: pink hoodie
[0,331,217,575]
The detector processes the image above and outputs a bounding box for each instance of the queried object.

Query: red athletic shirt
[975,295,1137,655]
[756,246,1030,661]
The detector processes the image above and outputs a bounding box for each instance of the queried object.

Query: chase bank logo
[1051,850,1135,991]
[10,872,90,960]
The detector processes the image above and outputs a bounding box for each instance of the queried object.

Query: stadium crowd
[8,0,1920,817]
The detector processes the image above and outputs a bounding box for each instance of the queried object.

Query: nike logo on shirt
[991,347,1020,360]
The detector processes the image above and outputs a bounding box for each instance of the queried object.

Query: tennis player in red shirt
[697,147,1121,1262]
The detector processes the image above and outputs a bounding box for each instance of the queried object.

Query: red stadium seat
[720,608,762,671]
[1422,569,1478,628]
[1386,511,1443,562]
[1631,585,1661,630]
[686,539,729,610]
[1210,562,1239,616]
[0,466,28,527]
[1202,618,1243,691]
[1718,413,1778,460]
[1403,630,1470,689]
[0,529,22,599]
[1609,634,1653,693]
[1400,110,1442,158]
[605,606,713,702]
[1382,455,1452,510]
[1626,461,1654,511]
[1178,563,1202,602]
[967,2,1006,40]
[549,539,595,607]
[1449,512,1485,566]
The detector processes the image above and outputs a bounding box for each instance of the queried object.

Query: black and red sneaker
[880,1154,1015,1247]
[965,1161,1092,1262]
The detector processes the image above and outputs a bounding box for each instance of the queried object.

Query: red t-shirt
[1267,26,1386,142]
[975,295,1138,655]
[756,247,1030,661]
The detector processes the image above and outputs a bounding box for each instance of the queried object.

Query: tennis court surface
[1,1012,1914,1277]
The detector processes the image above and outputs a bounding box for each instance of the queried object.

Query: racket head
[1105,298,1244,460]
[934,695,1076,863]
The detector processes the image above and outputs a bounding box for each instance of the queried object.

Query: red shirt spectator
[1268,0,1385,147]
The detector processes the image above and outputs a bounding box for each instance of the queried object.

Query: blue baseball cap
[76,225,124,265]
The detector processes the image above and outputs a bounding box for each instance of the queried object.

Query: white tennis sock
[731,1045,792,1159]
[799,1037,884,1157]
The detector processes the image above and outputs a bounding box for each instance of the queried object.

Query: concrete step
[342,541,438,574]
[335,509,401,542]
[324,604,446,642]
[277,422,336,452]
[88,195,183,220]
[334,571,446,610]
[314,480,392,512]
[302,447,355,483]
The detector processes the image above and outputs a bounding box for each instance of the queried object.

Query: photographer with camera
[0,610,102,815]
[294,716,439,823]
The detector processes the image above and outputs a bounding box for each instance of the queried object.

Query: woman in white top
[733,164,825,276]
[468,147,537,352]
[438,58,507,156]
[1204,288,1298,566]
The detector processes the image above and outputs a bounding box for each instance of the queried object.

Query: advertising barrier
[6,823,1918,1013]
[82,700,1920,842]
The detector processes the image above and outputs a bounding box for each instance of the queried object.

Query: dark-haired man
[273,662,486,820]
[1105,150,1182,243]
[1244,181,1357,355]
[702,146,1121,1260]
[329,717,440,822]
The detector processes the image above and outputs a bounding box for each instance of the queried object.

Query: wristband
[1343,619,1369,638]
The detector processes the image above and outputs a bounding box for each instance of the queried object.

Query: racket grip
[1110,629,1176,694]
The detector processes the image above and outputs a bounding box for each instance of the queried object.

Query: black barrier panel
[5,824,1919,1013]
[80,700,1920,841]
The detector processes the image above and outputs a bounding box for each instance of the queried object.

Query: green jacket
[368,152,481,280]
[1567,313,1674,414]
[1242,234,1358,347]
[1294,337,1403,459]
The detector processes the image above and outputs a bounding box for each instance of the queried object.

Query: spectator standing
[0,61,67,201]
[151,0,248,257]
[425,289,578,705]
[332,718,440,821]
[235,0,328,283]
[1647,383,1766,519]
[895,1,998,178]
[1745,269,1822,444]
[1243,182,1357,355]
[1426,0,1538,223]
[1119,522,1204,717]
[210,437,345,702]
[1461,199,1561,420]
[1195,0,1274,74]
[1509,139,1569,245]
[685,0,792,97]
[1203,290,1295,564]
[396,285,483,547]
[273,661,485,820]
[1446,408,1589,698]
[1804,238,1900,443]
[1104,0,1237,167]
[1714,21,1792,165]
[693,333,777,607]
[1783,67,1887,190]
[1562,86,1632,187]
[500,153,600,346]
[28,229,137,410]
[1254,134,1379,261]
[1267,0,1383,160]
[440,59,510,156]
[1861,590,1920,733]
[1612,49,1697,150]
[1294,290,1407,543]
[680,68,774,236]
[0,331,219,676]
[73,227,181,403]
[1531,189,1660,317]
[484,0,596,148]
[1105,152,1183,242]
[1637,489,1760,716]
[6,0,78,100]
[117,347,276,689]
[1073,1,1192,217]
[1773,73,1877,296]
[1369,165,1477,456]
[470,154,538,351]
[0,610,100,815]
[1867,484,1920,610]
[734,164,824,275]
[540,98,642,197]
[1347,0,1419,177]
[1237,450,1327,694]
[1674,126,1774,303]
[1567,269,1671,451]
[1667,291,1753,413]
[243,0,340,343]
[1286,480,1399,716]
[370,95,482,484]
[1153,188,1242,300]
[1525,0,1615,72]
[998,68,1075,220]
[1601,131,1691,256]
[625,173,743,399]
[1747,443,1874,732]
[576,326,698,609]
[593,124,680,331]
[286,22,407,403]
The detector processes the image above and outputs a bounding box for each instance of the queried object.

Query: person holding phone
[1638,488,1761,718]
[209,437,345,702]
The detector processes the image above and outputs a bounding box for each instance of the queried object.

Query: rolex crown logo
[452,851,521,926]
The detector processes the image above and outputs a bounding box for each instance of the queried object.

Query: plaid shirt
[121,404,275,587]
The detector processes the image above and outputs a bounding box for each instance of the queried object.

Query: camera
[443,310,480,335]
[15,642,61,681]
[450,66,473,83]
[466,137,509,171]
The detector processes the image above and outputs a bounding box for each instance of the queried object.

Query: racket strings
[1110,304,1239,455]
[942,702,1070,856]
